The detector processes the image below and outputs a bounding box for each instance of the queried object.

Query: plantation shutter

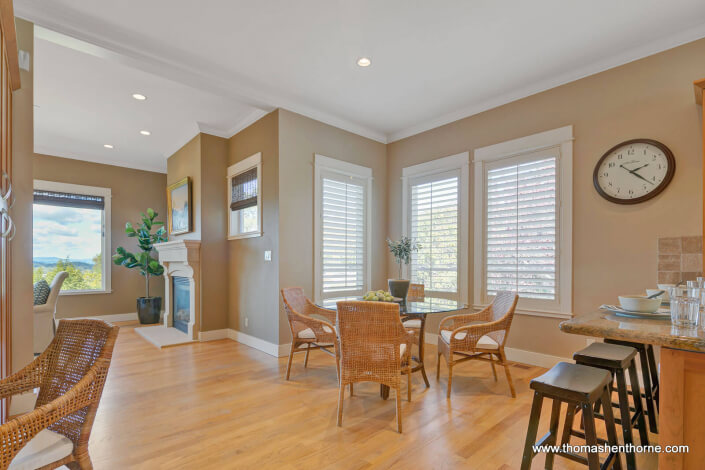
[230,167,258,211]
[320,173,367,300]
[33,190,104,210]
[484,148,559,300]
[409,171,459,298]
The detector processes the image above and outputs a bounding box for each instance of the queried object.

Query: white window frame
[314,154,373,304]
[33,179,112,295]
[401,152,470,305]
[473,125,573,319]
[227,152,262,240]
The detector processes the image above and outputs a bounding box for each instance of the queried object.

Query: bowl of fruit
[362,290,402,303]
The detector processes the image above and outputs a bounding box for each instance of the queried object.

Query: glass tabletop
[320,297,466,315]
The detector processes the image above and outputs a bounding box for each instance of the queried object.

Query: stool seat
[573,342,636,369]
[531,362,612,403]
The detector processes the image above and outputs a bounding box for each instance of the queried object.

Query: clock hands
[620,163,654,185]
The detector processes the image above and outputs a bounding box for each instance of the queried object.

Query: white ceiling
[18,0,705,171]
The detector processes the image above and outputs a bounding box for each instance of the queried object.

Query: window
[474,126,573,318]
[402,153,469,303]
[228,152,262,239]
[32,180,112,294]
[314,154,372,306]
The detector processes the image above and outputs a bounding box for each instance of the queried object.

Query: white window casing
[33,179,112,295]
[402,152,469,304]
[473,126,573,319]
[227,152,262,240]
[314,154,372,304]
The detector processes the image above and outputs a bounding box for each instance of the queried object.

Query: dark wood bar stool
[572,343,648,470]
[521,362,622,470]
[604,338,659,433]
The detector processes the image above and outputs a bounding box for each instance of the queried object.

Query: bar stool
[521,362,622,470]
[572,343,648,470]
[604,338,659,433]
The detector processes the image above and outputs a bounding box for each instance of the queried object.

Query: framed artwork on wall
[166,177,192,235]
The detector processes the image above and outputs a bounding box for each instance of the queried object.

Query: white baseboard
[56,312,139,324]
[424,332,571,369]
[228,329,285,357]
[199,329,229,341]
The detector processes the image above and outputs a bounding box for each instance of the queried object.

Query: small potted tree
[387,236,420,303]
[113,208,168,324]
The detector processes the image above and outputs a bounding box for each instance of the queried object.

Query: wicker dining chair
[281,288,339,381]
[336,301,413,433]
[0,319,118,470]
[437,291,519,399]
[406,283,425,303]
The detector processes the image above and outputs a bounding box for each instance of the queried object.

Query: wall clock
[593,139,675,204]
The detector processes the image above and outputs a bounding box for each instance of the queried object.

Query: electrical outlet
[245,317,249,328]
[264,250,272,261]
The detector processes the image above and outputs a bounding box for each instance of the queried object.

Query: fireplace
[172,276,190,334]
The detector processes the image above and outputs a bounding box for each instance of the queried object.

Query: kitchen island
[560,310,705,470]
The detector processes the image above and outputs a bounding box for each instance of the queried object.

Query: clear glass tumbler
[671,296,700,328]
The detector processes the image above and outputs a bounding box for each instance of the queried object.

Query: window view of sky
[33,204,102,261]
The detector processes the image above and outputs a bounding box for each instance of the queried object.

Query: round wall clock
[593,139,675,204]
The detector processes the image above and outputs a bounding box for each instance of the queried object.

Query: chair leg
[490,355,498,381]
[616,369,637,470]
[544,399,562,470]
[396,386,403,433]
[304,343,311,368]
[436,352,441,381]
[407,367,412,402]
[71,451,94,470]
[286,343,297,380]
[561,403,577,446]
[520,391,544,470]
[335,344,341,384]
[601,387,624,470]
[646,345,660,410]
[349,383,354,396]
[337,382,345,427]
[500,350,516,398]
[628,361,649,445]
[446,361,453,399]
[637,347,658,434]
[581,401,602,470]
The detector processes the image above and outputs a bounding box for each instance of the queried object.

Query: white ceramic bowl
[657,284,676,301]
[619,295,661,313]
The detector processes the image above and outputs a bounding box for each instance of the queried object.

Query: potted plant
[113,208,168,324]
[386,236,420,303]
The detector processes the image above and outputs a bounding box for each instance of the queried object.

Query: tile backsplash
[657,236,703,284]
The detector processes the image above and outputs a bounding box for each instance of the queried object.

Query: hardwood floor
[85,322,655,469]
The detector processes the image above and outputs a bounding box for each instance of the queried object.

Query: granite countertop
[560,310,705,353]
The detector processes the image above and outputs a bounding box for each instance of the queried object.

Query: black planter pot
[388,279,410,305]
[137,297,162,324]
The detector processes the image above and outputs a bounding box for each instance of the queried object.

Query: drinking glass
[687,280,699,289]
[697,276,705,288]
[671,296,699,328]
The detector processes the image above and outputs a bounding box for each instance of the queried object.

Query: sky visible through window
[33,203,103,290]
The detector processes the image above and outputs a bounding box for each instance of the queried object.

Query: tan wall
[277,109,388,344]
[32,154,168,319]
[387,38,705,358]
[227,111,279,343]
[167,135,202,241]
[199,134,229,331]
[11,18,34,372]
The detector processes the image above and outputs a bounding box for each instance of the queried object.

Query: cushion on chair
[33,280,51,306]
[402,319,421,329]
[9,429,73,470]
[439,330,499,349]
[297,325,334,339]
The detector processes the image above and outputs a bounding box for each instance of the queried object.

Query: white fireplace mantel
[154,240,201,341]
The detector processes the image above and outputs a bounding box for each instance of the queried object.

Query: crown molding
[34,145,167,173]
[20,4,386,144]
[387,21,705,143]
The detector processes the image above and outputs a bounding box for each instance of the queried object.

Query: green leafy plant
[112,208,168,298]
[387,236,421,279]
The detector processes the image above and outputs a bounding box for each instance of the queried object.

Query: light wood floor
[84,322,656,469]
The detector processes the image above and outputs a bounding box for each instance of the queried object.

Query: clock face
[593,139,675,204]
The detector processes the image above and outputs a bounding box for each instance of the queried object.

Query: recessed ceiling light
[132,93,147,100]
[103,144,114,149]
[140,130,151,136]
[357,57,371,67]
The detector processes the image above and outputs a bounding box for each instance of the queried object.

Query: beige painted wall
[33,154,167,319]
[166,133,229,332]
[11,18,34,372]
[387,38,705,358]
[277,109,388,344]
[227,110,279,343]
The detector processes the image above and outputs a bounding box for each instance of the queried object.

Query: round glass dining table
[319,297,467,399]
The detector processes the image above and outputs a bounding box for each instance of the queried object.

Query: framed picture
[166,177,192,235]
